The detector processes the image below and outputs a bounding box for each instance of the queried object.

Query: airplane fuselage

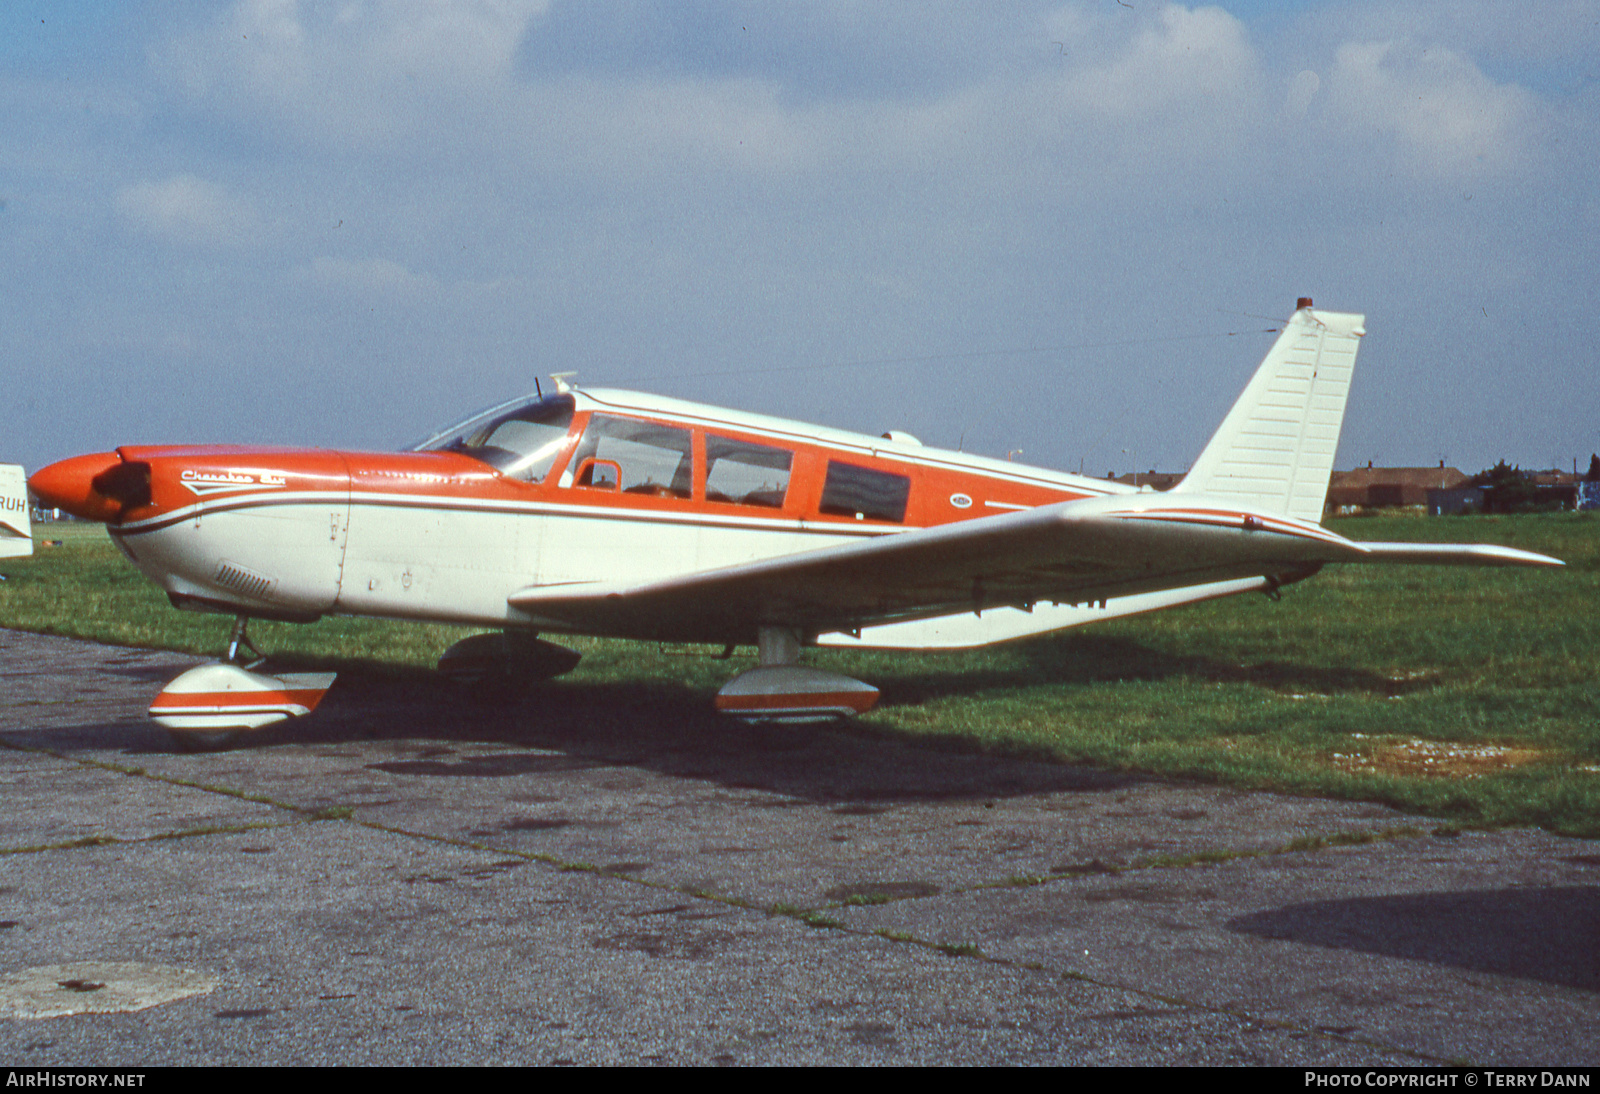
[51,388,1137,641]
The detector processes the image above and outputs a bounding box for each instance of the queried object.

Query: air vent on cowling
[213,561,276,601]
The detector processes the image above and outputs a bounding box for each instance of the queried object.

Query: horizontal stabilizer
[1353,542,1563,567]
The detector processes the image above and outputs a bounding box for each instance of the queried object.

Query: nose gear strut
[148,614,336,751]
[226,616,266,669]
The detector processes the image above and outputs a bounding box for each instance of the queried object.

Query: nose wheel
[151,616,336,751]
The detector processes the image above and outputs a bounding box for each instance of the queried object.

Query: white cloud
[300,254,440,299]
[115,174,261,246]
[557,75,824,174]
[1300,0,1600,73]
[998,3,1267,181]
[1052,4,1258,122]
[296,255,528,311]
[509,4,1268,188]
[1323,39,1541,176]
[150,1,1271,182]
[157,0,549,147]
[10,1,1584,475]
[1284,70,1321,120]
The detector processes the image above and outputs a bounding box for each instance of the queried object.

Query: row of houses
[1109,463,1600,515]
[1327,463,1599,515]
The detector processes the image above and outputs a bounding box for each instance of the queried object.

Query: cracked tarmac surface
[2,628,1598,1065]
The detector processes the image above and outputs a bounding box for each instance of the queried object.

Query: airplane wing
[506,493,1561,645]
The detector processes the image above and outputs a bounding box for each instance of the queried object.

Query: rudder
[1174,300,1364,524]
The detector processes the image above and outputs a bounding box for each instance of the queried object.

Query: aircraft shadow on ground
[1227,886,1600,992]
[863,632,1435,706]
[96,661,202,683]
[25,631,1409,803]
[232,657,1143,803]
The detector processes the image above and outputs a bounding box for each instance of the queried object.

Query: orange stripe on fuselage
[111,414,1101,533]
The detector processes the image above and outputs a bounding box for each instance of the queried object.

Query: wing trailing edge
[506,488,1561,649]
[814,576,1276,650]
[505,494,1364,642]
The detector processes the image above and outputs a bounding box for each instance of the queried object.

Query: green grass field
[3,513,1596,835]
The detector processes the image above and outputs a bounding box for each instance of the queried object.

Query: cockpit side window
[409,393,576,483]
[565,414,693,498]
[704,435,792,508]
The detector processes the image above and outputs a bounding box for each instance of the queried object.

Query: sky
[3,1,1597,479]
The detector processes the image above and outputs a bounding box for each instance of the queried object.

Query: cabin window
[705,436,792,509]
[567,415,693,498]
[408,393,575,483]
[819,461,910,523]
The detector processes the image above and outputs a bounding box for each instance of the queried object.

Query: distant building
[1517,470,1579,512]
[1426,486,1485,516]
[1098,463,1591,513]
[1107,471,1183,492]
[1326,464,1468,512]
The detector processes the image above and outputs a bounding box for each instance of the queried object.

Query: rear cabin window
[567,415,693,498]
[704,436,792,509]
[819,461,911,523]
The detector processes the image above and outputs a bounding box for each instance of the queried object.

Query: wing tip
[1356,542,1565,568]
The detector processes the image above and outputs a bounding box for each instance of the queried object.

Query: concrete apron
[2,628,1597,1065]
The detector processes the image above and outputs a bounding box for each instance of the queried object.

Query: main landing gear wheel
[436,631,582,690]
[713,626,879,724]
[150,617,336,752]
[169,727,250,754]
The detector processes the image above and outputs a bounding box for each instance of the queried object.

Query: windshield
[407,393,576,483]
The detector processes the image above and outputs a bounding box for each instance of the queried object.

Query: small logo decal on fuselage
[181,469,288,497]
[949,493,973,509]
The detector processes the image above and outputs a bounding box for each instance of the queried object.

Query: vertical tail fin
[1174,301,1364,524]
[0,464,33,558]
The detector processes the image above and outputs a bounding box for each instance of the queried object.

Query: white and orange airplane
[18,300,1561,748]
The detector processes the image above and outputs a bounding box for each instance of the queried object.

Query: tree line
[1467,455,1600,513]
